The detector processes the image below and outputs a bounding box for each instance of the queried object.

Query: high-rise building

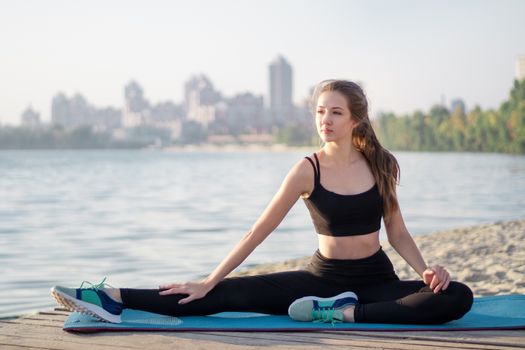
[51,93,91,128]
[269,55,293,125]
[184,75,220,109]
[222,93,265,134]
[51,92,121,130]
[516,55,525,80]
[120,80,182,139]
[124,81,148,113]
[122,81,149,128]
[51,93,70,126]
[184,75,221,128]
[21,106,41,127]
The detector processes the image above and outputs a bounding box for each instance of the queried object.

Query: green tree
[375,79,525,154]
[276,123,316,146]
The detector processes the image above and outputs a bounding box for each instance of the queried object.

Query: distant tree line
[374,79,525,154]
[276,123,316,147]
[0,125,146,149]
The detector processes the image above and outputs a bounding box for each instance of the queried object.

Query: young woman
[52,80,473,324]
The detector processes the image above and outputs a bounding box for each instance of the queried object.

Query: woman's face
[315,90,357,143]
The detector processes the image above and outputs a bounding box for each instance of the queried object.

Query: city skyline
[1,0,525,125]
[15,56,310,129]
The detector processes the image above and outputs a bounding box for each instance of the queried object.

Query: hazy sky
[1,0,524,125]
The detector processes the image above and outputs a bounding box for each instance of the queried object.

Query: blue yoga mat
[63,295,525,332]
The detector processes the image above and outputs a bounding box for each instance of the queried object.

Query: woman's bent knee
[447,281,474,320]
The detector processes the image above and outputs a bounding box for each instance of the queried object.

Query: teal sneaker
[51,277,123,323]
[288,291,358,323]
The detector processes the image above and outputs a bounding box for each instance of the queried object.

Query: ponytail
[353,119,400,223]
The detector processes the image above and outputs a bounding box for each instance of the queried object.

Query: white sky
[1,0,524,125]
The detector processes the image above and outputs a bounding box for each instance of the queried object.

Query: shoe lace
[312,307,343,325]
[79,277,115,290]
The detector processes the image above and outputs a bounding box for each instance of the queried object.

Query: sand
[232,219,525,297]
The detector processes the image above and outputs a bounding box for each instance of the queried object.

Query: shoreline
[232,219,525,297]
[162,143,315,153]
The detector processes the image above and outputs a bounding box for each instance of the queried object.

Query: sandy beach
[233,219,525,297]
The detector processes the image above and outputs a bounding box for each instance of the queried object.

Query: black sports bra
[303,153,383,236]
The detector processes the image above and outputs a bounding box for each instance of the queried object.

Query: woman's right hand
[158,280,214,304]
[422,265,451,294]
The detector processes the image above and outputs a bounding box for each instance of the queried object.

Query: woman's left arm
[385,208,451,293]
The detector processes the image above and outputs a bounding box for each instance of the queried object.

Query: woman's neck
[322,142,362,166]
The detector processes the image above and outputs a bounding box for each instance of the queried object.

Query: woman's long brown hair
[312,80,400,222]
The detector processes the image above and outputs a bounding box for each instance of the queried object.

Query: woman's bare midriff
[317,231,381,260]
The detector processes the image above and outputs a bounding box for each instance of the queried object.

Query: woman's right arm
[159,158,313,303]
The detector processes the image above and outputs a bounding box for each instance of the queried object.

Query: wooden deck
[1,309,524,350]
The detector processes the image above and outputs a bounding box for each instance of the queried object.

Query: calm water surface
[1,150,524,317]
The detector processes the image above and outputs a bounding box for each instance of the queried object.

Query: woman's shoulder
[292,155,315,173]
[301,150,321,164]
[299,151,321,170]
[282,154,317,183]
[281,156,317,196]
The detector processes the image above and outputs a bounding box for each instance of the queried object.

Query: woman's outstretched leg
[121,271,353,317]
[52,270,353,322]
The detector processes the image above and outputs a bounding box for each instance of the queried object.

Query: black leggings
[121,248,473,324]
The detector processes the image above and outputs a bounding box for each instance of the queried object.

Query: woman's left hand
[422,265,451,293]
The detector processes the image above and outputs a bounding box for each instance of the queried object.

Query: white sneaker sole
[51,287,122,323]
[288,291,358,321]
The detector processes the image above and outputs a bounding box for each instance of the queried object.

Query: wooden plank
[3,312,525,350]
[168,331,384,349]
[1,322,353,350]
[0,324,514,350]
[0,333,370,350]
[0,319,63,328]
[13,312,525,345]
[0,346,50,350]
[6,316,524,348]
[334,330,525,348]
[53,308,70,313]
[21,312,525,344]
[0,336,137,350]
[21,316,66,323]
[199,331,518,350]
[1,325,372,350]
[0,321,450,350]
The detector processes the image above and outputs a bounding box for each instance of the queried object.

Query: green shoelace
[312,308,344,324]
[79,277,115,290]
